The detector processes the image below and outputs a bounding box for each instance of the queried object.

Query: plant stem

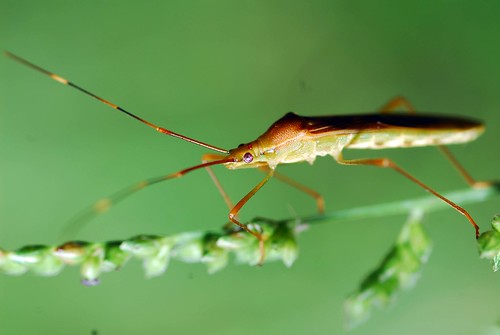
[291,182,500,225]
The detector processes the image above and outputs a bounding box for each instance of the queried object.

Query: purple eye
[243,152,253,163]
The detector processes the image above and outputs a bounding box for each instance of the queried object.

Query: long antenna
[5,51,229,154]
[61,157,235,238]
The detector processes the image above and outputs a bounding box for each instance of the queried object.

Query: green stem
[293,182,500,225]
[1,183,498,283]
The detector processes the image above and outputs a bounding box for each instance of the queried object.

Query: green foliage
[477,215,500,272]
[0,221,299,286]
[1,183,498,327]
[344,211,431,328]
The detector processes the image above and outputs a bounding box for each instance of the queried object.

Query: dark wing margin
[303,113,483,135]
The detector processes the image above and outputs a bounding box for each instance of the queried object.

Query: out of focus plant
[1,182,498,327]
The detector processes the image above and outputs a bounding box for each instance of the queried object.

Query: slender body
[225,112,484,169]
[6,52,486,263]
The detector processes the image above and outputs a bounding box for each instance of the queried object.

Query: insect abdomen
[346,126,484,149]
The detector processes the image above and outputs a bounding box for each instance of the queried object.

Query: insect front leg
[229,168,275,265]
[334,153,480,238]
[202,153,247,231]
[379,96,491,188]
[202,154,235,210]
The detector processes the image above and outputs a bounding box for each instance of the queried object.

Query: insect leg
[229,168,275,264]
[378,96,416,114]
[335,154,480,238]
[258,166,325,214]
[436,146,491,188]
[379,96,490,188]
[202,153,244,228]
[202,154,235,210]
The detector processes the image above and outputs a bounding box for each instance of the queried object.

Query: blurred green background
[1,1,499,334]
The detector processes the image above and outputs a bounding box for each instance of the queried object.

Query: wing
[301,113,483,135]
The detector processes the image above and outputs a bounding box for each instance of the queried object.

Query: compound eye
[243,152,254,163]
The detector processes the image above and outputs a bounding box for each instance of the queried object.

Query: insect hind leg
[378,96,416,114]
[378,96,490,188]
[335,154,480,238]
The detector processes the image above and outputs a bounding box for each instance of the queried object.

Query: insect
[6,51,487,263]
